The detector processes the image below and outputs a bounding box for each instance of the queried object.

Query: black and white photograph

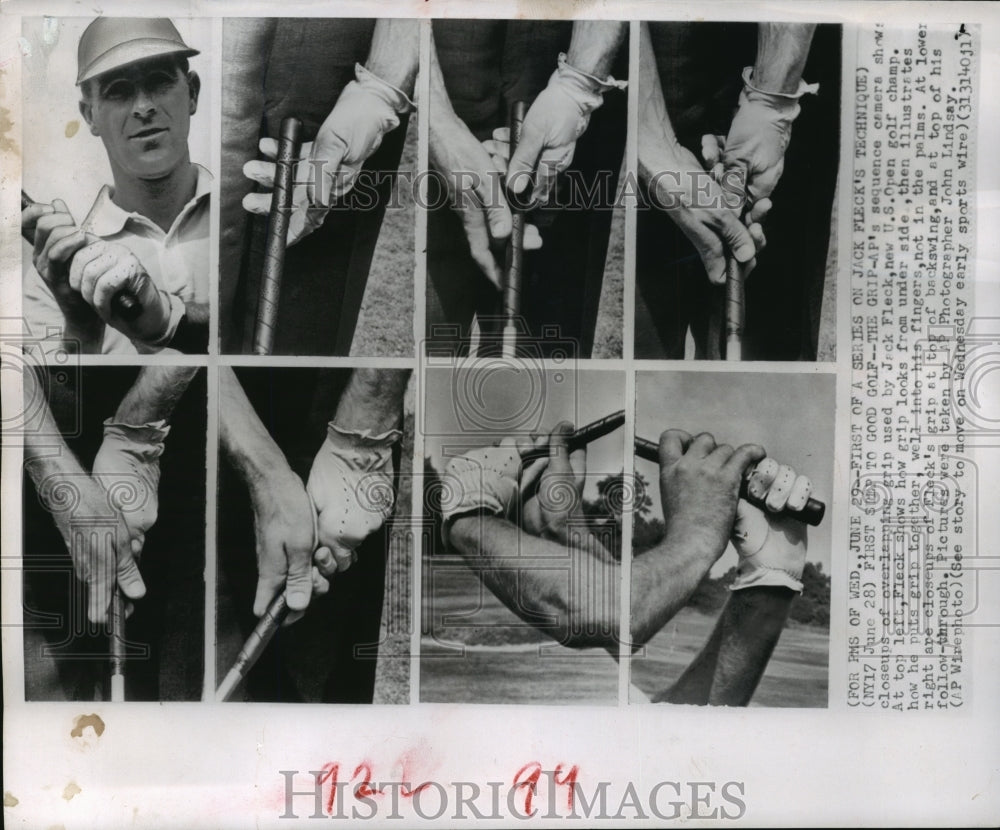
[220,19,417,356]
[629,370,834,706]
[21,365,207,701]
[421,366,625,704]
[424,20,628,360]
[4,3,1000,828]
[635,22,841,361]
[20,17,212,357]
[215,367,412,703]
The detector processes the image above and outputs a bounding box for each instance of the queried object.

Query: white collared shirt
[23,164,212,356]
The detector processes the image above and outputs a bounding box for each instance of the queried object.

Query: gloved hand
[307,423,401,577]
[91,418,169,555]
[703,67,818,205]
[440,442,524,544]
[308,64,415,207]
[506,53,626,206]
[730,457,812,591]
[69,240,183,347]
[243,64,413,245]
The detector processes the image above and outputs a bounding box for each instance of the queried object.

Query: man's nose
[132,88,157,119]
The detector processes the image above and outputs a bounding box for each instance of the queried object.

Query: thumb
[309,138,347,208]
[548,421,574,474]
[283,544,313,612]
[506,126,542,196]
[477,173,512,242]
[717,210,756,266]
[253,575,284,618]
[51,198,73,219]
[116,548,146,601]
[701,134,723,171]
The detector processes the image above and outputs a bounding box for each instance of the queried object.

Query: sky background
[21,17,213,219]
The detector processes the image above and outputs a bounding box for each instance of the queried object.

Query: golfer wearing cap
[23,17,210,355]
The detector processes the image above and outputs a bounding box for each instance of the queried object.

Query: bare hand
[657,429,765,563]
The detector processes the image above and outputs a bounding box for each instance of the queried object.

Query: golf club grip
[21,190,142,321]
[502,101,527,358]
[518,410,627,465]
[725,255,744,362]
[633,436,825,526]
[215,592,289,702]
[504,101,526,319]
[253,117,302,355]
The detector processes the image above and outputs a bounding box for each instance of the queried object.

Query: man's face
[80,57,199,181]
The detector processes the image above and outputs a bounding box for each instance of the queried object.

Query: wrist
[355,63,415,114]
[741,66,818,106]
[661,523,727,567]
[731,567,803,593]
[62,317,105,354]
[140,291,185,349]
[557,52,627,97]
[242,442,296,500]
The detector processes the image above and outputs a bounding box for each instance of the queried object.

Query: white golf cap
[77,17,199,85]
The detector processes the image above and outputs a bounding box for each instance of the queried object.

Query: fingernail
[288,590,309,608]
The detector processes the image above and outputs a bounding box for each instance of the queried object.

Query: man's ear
[79,98,99,136]
[187,71,201,115]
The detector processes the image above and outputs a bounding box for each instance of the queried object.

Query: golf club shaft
[502,101,527,358]
[518,410,626,465]
[110,585,126,702]
[253,117,302,355]
[725,255,744,361]
[215,592,289,702]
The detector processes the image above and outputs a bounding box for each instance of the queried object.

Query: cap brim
[77,39,199,85]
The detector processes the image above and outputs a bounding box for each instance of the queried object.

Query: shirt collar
[82,164,213,238]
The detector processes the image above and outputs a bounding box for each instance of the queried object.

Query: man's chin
[129,157,189,182]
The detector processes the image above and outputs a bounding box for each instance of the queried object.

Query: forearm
[754,24,816,94]
[22,368,84,487]
[114,366,198,424]
[333,368,409,434]
[566,21,627,78]
[706,586,795,705]
[365,19,420,97]
[629,535,723,648]
[449,515,620,651]
[219,366,293,496]
[636,22,682,179]
[653,587,795,706]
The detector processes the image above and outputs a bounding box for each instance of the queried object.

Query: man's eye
[146,73,178,93]
[102,81,134,100]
